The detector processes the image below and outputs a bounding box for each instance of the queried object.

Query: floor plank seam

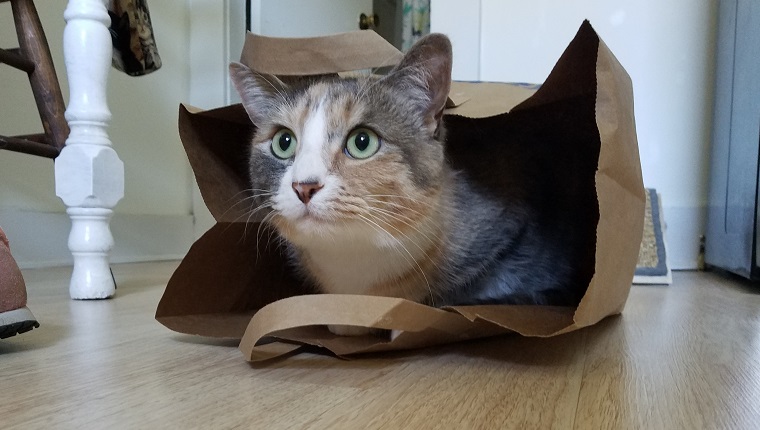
[570,330,589,430]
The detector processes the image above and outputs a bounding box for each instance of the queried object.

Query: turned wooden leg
[55,0,124,299]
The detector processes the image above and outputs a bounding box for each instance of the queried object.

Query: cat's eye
[271,128,297,159]
[345,128,380,159]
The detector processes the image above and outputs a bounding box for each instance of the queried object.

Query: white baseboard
[1,204,706,270]
[0,209,194,269]
[661,204,706,270]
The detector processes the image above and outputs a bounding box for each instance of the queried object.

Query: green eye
[345,128,380,159]
[271,128,296,159]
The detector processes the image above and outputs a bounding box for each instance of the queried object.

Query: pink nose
[292,182,323,204]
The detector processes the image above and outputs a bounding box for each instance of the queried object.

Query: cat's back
[434,168,590,307]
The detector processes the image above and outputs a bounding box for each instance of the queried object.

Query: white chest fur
[293,220,436,298]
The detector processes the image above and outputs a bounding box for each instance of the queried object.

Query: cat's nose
[292,181,323,204]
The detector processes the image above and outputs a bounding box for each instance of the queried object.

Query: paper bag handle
[238,294,470,361]
[240,30,404,76]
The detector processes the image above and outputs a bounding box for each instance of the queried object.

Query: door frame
[187,0,246,238]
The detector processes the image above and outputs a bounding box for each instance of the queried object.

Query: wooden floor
[2,262,760,429]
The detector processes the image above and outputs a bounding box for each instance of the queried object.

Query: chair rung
[0,48,34,73]
[0,134,59,159]
[13,133,48,144]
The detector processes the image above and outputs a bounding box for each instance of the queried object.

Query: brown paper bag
[156,21,645,362]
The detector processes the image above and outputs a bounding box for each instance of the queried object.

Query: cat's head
[229,34,452,246]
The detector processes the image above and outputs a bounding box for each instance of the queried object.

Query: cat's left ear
[387,34,452,134]
[229,62,288,126]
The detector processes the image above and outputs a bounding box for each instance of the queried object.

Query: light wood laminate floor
[2,262,760,429]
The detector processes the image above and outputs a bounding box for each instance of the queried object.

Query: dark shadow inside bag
[444,97,600,307]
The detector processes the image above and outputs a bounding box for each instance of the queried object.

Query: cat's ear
[387,34,452,133]
[229,62,288,126]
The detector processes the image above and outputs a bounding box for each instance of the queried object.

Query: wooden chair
[2,0,123,300]
[0,0,69,158]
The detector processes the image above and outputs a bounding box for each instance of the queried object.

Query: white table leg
[55,0,124,299]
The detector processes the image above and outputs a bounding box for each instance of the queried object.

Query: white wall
[432,0,718,269]
[0,2,197,267]
[250,0,372,37]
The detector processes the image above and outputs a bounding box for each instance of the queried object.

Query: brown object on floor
[0,0,69,158]
[0,226,39,338]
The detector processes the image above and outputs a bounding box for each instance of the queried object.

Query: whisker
[355,213,432,302]
[255,72,293,109]
[241,201,274,241]
[255,211,277,260]
[218,188,276,225]
[337,196,443,244]
[223,188,275,207]
[365,206,444,256]
[363,197,429,219]
[363,192,417,199]
[222,196,273,238]
[363,198,444,235]
[365,210,431,257]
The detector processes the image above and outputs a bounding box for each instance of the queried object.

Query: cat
[229,34,591,335]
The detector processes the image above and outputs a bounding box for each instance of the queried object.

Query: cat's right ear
[229,62,287,126]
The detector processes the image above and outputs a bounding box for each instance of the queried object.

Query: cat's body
[230,34,587,325]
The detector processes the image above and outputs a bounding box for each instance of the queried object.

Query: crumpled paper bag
[156,21,645,362]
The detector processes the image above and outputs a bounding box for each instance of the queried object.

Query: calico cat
[229,34,590,334]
